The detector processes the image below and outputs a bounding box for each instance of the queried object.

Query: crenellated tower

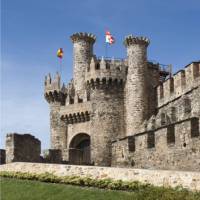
[70,32,96,98]
[124,35,150,135]
[44,72,67,150]
[86,56,127,166]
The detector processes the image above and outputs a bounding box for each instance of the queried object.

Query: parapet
[70,32,96,44]
[124,35,150,47]
[45,72,60,92]
[86,56,127,89]
[112,117,200,171]
[157,61,200,107]
[44,72,66,105]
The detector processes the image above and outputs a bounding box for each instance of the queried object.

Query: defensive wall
[111,61,200,170]
[157,62,200,107]
[112,117,200,171]
[5,133,41,163]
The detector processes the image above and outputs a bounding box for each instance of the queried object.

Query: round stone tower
[86,58,126,166]
[70,32,96,96]
[124,35,150,135]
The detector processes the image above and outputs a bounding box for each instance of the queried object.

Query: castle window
[170,107,176,122]
[116,67,120,71]
[181,71,186,86]
[161,113,166,126]
[183,97,191,114]
[95,63,100,70]
[78,97,83,103]
[160,84,164,99]
[147,131,155,149]
[69,97,74,104]
[193,63,200,78]
[128,137,135,152]
[87,91,90,101]
[125,67,128,75]
[167,124,175,144]
[191,118,199,138]
[106,63,110,69]
[170,78,174,93]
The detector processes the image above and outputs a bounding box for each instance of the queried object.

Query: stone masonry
[43,32,200,170]
[5,133,41,163]
[1,162,200,191]
[0,149,6,164]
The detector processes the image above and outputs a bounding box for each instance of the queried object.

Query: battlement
[111,117,200,170]
[60,101,91,116]
[61,111,90,124]
[85,56,127,88]
[44,72,66,104]
[44,72,61,92]
[124,35,150,47]
[113,117,200,150]
[70,32,96,43]
[157,61,200,107]
[60,100,91,125]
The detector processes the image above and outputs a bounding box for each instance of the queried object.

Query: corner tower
[124,35,150,135]
[70,32,96,96]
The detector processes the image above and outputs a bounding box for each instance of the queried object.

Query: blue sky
[1,0,200,149]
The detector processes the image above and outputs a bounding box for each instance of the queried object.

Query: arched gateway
[69,133,91,165]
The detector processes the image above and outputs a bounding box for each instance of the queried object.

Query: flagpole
[60,58,62,76]
[105,43,108,58]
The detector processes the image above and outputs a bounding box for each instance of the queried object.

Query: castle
[43,32,200,170]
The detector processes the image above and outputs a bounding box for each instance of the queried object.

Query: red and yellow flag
[57,48,63,59]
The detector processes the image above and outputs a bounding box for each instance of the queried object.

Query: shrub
[1,170,200,199]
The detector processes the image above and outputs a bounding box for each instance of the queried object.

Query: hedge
[0,170,198,195]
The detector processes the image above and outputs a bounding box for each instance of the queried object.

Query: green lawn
[1,177,200,200]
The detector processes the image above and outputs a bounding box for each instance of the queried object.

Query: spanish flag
[57,48,63,59]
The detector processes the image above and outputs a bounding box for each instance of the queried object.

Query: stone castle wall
[111,62,200,170]
[5,133,41,163]
[49,103,67,150]
[157,62,200,107]
[89,84,125,166]
[112,117,200,171]
[43,32,200,169]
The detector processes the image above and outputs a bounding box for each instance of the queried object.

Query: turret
[70,32,96,96]
[124,35,150,135]
[44,72,65,105]
[86,57,126,166]
[44,72,67,151]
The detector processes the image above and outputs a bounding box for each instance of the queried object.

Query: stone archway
[69,133,91,165]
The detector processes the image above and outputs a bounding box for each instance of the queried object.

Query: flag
[57,48,63,59]
[105,31,115,44]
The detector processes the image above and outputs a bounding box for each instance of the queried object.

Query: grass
[1,177,200,200]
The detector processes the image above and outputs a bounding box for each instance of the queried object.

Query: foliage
[1,171,200,200]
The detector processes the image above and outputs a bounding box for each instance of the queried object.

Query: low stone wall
[6,133,41,163]
[1,162,200,191]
